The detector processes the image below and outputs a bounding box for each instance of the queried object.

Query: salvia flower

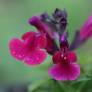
[9,8,92,81]
[9,31,47,65]
[49,34,80,80]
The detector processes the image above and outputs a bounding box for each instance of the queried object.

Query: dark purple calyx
[40,8,68,35]
[69,30,87,51]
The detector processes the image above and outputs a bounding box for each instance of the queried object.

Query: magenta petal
[49,63,80,80]
[29,16,46,33]
[9,38,28,60]
[52,51,61,64]
[22,32,47,48]
[67,52,77,63]
[29,16,54,38]
[22,31,36,41]
[80,16,92,40]
[24,49,47,65]
[34,33,47,48]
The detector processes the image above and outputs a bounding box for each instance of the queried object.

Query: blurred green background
[0,0,92,91]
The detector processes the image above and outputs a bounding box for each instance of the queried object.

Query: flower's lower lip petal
[68,63,80,80]
[9,38,28,61]
[22,31,36,41]
[49,64,67,80]
[34,33,47,48]
[24,49,47,65]
[49,63,80,81]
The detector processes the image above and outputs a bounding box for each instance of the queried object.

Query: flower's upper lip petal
[49,63,80,81]
[28,16,55,39]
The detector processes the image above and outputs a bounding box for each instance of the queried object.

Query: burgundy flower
[9,31,47,65]
[49,35,80,80]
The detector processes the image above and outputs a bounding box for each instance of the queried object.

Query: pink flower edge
[49,63,80,81]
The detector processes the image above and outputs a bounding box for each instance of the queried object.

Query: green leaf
[28,79,66,92]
